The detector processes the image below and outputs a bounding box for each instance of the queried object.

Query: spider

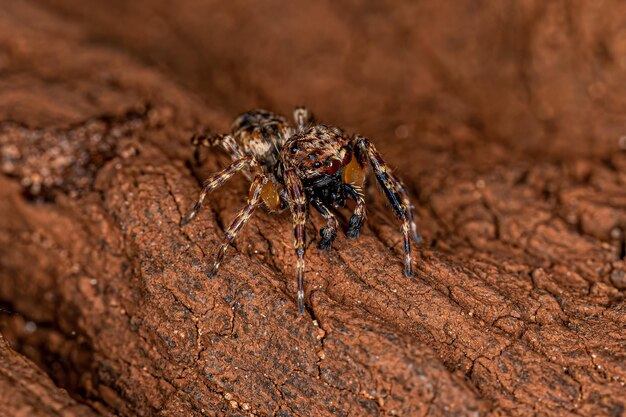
[181,108,421,314]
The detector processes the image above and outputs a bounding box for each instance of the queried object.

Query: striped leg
[180,155,254,226]
[208,174,268,277]
[391,173,422,244]
[192,130,244,165]
[311,199,338,250]
[353,135,414,278]
[345,185,367,239]
[285,167,308,314]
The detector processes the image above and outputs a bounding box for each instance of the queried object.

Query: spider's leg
[345,184,367,239]
[191,131,244,165]
[293,106,312,132]
[208,174,268,277]
[181,155,254,226]
[311,199,338,250]
[284,167,308,314]
[353,135,415,278]
[390,173,422,244]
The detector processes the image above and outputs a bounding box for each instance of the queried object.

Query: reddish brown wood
[0,334,104,417]
[0,1,625,416]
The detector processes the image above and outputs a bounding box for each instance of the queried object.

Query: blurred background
[32,0,626,164]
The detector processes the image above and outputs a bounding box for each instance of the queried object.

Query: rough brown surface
[1,1,625,416]
[0,333,104,417]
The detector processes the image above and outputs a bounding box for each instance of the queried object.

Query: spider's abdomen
[231,110,293,169]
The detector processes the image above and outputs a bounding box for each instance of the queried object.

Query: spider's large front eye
[326,159,342,174]
[313,161,322,168]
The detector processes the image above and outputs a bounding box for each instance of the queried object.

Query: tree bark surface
[0,334,105,417]
[0,1,625,417]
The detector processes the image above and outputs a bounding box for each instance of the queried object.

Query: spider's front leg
[181,155,254,226]
[191,130,244,165]
[311,199,338,250]
[390,173,422,244]
[208,174,268,277]
[352,135,416,278]
[284,167,308,314]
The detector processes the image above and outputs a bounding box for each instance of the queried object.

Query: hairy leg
[208,174,268,277]
[390,173,422,244]
[311,199,338,250]
[180,155,254,226]
[191,130,244,165]
[353,135,414,278]
[284,167,308,314]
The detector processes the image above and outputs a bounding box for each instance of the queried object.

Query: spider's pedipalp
[311,198,338,250]
[260,180,282,212]
[181,155,255,226]
[353,135,414,278]
[345,184,366,239]
[208,174,268,278]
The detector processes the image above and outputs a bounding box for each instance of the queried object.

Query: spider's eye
[326,159,342,174]
[313,161,322,168]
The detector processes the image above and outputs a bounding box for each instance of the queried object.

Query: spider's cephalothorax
[181,108,421,314]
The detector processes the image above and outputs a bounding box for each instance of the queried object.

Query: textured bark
[0,334,103,417]
[1,1,625,417]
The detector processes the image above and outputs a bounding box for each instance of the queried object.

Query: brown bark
[0,333,103,417]
[1,1,625,416]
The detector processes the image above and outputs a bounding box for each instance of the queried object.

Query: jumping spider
[181,108,421,314]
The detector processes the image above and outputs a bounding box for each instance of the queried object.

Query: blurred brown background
[28,0,626,159]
